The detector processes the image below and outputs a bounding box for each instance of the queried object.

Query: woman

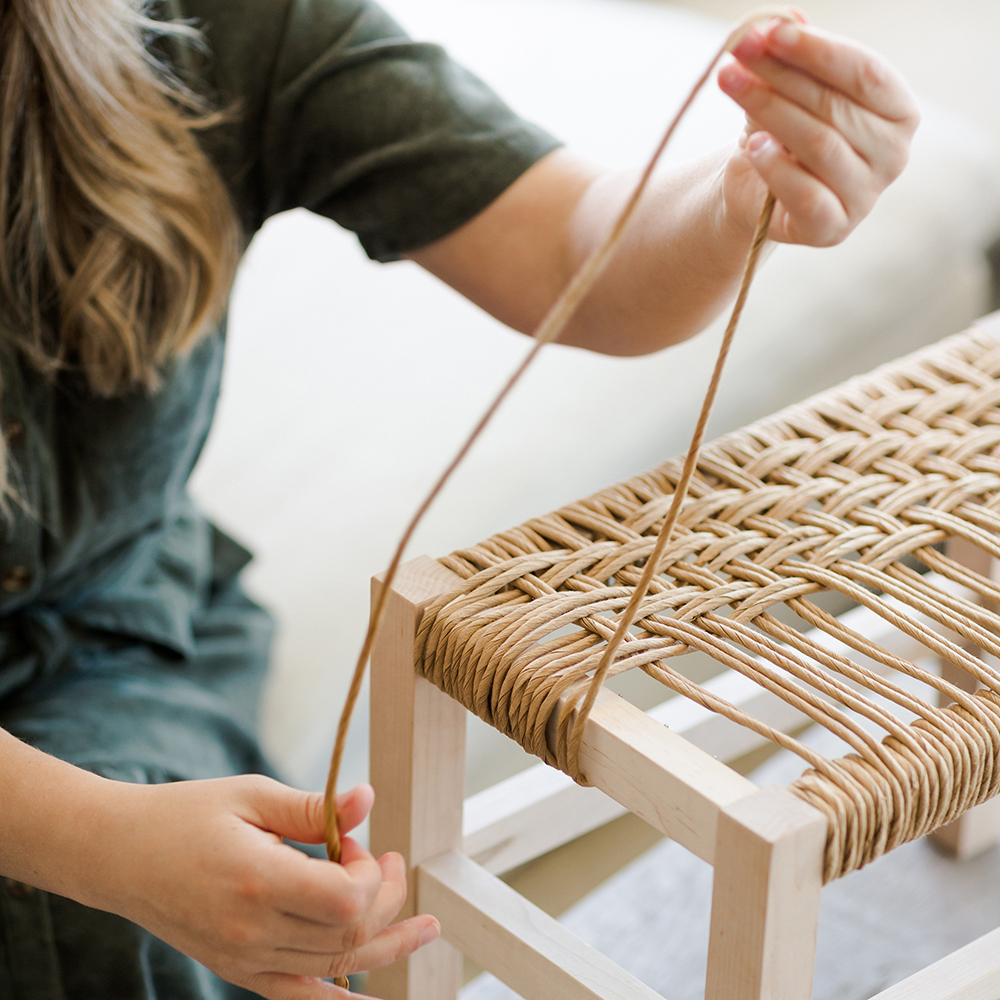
[0,0,916,997]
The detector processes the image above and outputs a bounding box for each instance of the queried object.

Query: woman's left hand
[717,15,919,246]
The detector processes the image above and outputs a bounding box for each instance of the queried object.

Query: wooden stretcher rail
[572,687,756,864]
[866,926,1000,1000]
[418,850,663,1000]
[463,599,930,873]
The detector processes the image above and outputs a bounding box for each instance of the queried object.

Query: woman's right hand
[74,774,440,998]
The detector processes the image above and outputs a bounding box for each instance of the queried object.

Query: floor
[465,820,1000,1000]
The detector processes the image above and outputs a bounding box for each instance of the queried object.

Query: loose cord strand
[566,191,775,775]
[323,6,796,874]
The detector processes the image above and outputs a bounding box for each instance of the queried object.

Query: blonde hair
[0,0,239,397]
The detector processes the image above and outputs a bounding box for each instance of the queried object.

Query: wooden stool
[368,316,1000,1000]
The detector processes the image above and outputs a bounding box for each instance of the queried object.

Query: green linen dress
[0,1,559,995]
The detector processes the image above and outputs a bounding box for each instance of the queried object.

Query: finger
[242,777,326,844]
[272,851,409,954]
[332,785,375,836]
[260,838,387,926]
[719,63,873,215]
[728,46,873,157]
[330,914,441,978]
[269,915,441,981]
[742,132,850,246]
[244,779,374,845]
[753,20,916,123]
[726,38,907,175]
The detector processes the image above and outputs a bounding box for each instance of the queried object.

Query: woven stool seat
[416,323,1000,884]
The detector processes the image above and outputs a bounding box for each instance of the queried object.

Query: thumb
[246,778,375,844]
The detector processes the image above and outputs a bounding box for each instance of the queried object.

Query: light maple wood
[463,759,620,875]
[368,556,467,1000]
[367,557,970,1000]
[574,686,758,864]
[928,796,1000,860]
[464,599,927,875]
[419,850,662,1000]
[866,926,1000,1000]
[929,539,1000,860]
[705,785,827,1000]
[462,654,802,875]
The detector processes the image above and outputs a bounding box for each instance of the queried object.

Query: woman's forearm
[0,726,114,904]
[0,728,439,998]
[409,20,918,358]
[559,149,754,355]
[410,148,754,356]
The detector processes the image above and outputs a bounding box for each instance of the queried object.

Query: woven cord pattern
[417,326,1000,882]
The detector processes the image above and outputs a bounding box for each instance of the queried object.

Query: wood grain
[368,557,467,1000]
[420,850,663,1000]
[705,786,826,1000]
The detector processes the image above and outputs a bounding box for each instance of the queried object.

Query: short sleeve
[172,0,562,259]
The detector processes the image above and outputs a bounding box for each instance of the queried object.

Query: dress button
[3,878,35,899]
[1,565,30,592]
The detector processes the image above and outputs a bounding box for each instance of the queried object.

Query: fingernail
[771,21,799,47]
[747,132,777,157]
[380,851,406,874]
[420,921,441,947]
[719,63,751,94]
[732,28,764,60]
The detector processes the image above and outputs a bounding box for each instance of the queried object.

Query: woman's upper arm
[407,148,600,336]
[182,0,562,255]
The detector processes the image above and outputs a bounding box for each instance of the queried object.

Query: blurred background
[187,1,1000,993]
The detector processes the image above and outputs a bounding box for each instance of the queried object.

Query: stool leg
[367,557,467,1000]
[705,786,826,1000]
[929,538,1000,860]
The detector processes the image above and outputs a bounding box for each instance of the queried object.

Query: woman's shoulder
[165,0,394,59]
[160,0,406,108]
[153,0,411,234]
[157,0,292,92]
